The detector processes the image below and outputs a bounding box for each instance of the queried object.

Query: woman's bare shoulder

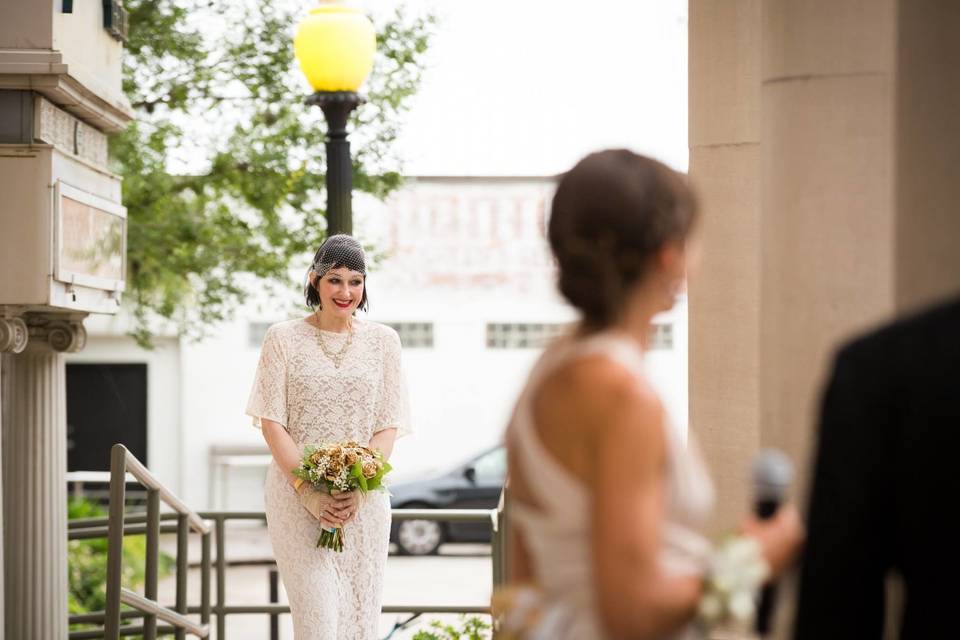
[529,352,667,482]
[539,353,663,424]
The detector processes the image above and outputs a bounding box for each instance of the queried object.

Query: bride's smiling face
[315,267,365,317]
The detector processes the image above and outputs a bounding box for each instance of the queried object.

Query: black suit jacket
[794,297,960,639]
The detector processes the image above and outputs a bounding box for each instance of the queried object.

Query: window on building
[385,322,434,348]
[650,323,673,350]
[484,322,673,350]
[486,323,567,349]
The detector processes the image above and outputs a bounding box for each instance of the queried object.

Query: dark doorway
[66,363,148,471]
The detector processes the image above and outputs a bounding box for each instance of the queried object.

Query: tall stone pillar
[1,315,85,639]
[688,0,763,534]
[758,0,899,479]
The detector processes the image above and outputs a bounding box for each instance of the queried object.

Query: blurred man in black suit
[794,297,960,639]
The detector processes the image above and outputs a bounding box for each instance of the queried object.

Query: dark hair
[304,267,370,312]
[548,149,698,329]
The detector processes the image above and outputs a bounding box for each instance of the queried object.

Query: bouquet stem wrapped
[292,441,392,552]
[318,519,345,552]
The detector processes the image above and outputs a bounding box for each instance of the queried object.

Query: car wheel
[396,506,444,556]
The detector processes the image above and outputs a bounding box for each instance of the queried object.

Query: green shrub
[412,616,491,640]
[68,498,174,628]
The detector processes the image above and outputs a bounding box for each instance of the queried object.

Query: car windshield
[471,447,506,482]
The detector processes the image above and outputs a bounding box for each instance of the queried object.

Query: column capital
[0,317,28,354]
[0,311,89,354]
[27,313,88,353]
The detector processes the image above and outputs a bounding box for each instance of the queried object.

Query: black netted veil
[312,234,366,276]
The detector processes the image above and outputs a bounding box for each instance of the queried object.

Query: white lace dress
[246,317,409,639]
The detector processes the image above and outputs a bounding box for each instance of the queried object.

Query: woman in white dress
[246,235,408,639]
[504,151,803,639]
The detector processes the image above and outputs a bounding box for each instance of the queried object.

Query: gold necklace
[314,312,354,368]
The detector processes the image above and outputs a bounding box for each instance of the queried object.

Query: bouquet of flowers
[292,441,392,552]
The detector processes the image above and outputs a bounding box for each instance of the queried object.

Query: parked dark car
[389,445,506,555]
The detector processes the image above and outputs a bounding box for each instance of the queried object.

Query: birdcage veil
[311,234,367,276]
[305,235,369,311]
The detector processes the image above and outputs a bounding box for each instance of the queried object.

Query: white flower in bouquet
[699,536,770,628]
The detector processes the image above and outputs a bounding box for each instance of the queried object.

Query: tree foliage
[116,0,433,345]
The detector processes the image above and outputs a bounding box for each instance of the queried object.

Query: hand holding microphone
[752,450,792,635]
[698,450,802,632]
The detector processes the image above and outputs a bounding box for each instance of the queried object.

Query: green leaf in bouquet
[351,461,369,492]
[366,461,392,491]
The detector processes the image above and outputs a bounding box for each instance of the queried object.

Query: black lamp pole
[308,90,365,237]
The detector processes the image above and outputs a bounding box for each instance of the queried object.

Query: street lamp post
[294,1,376,237]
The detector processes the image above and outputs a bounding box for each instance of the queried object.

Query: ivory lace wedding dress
[508,332,715,639]
[246,317,408,639]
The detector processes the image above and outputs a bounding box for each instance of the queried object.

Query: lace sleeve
[376,328,411,437]
[246,325,288,429]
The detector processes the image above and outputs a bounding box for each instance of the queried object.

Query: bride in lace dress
[503,151,802,639]
[246,235,408,639]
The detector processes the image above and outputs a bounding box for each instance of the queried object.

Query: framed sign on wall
[54,180,127,293]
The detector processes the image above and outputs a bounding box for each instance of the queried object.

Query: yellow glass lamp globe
[294,1,376,93]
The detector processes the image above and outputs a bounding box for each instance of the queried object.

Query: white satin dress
[507,332,715,640]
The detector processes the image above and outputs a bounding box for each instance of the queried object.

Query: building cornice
[0,48,134,133]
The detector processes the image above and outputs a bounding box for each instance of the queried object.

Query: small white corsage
[698,535,770,631]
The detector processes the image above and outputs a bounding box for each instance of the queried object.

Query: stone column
[690,0,902,526]
[1,314,85,639]
[758,0,899,482]
[688,0,763,534]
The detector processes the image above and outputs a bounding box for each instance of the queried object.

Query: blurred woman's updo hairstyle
[304,234,370,312]
[548,149,698,330]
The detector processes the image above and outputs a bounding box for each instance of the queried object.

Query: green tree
[116,0,433,346]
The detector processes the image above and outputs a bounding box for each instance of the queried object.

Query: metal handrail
[103,444,211,639]
[75,446,507,639]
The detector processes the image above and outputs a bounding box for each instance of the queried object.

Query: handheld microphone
[752,449,793,636]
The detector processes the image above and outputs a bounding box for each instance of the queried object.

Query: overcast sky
[355,0,689,177]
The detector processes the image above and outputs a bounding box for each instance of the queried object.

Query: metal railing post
[144,488,160,640]
[216,515,227,640]
[104,444,129,639]
[491,488,509,589]
[269,568,280,640]
[176,513,189,640]
[201,530,212,628]
[500,486,510,585]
